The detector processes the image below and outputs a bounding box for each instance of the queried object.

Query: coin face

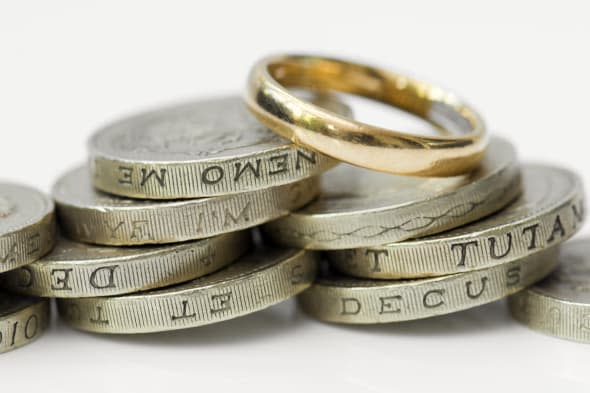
[0,183,53,236]
[509,239,590,343]
[521,240,590,304]
[53,166,319,245]
[57,246,318,333]
[535,243,590,303]
[300,247,558,324]
[91,97,286,161]
[0,292,50,353]
[0,231,251,297]
[264,137,521,249]
[0,183,56,273]
[88,96,341,199]
[329,164,584,278]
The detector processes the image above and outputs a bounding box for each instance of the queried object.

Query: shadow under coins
[52,298,516,345]
[324,299,515,337]
[54,299,309,347]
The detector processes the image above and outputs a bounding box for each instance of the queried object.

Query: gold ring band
[246,54,488,176]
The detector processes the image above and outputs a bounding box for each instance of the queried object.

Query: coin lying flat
[54,166,318,245]
[329,164,584,278]
[509,239,590,343]
[57,246,317,333]
[0,293,50,353]
[264,138,520,250]
[299,247,557,324]
[88,95,342,199]
[0,183,56,273]
[0,231,250,298]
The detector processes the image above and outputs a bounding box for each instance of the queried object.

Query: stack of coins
[288,164,584,324]
[0,95,347,335]
[245,54,588,340]
[0,183,55,353]
[0,53,588,345]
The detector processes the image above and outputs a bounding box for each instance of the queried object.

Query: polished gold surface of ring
[246,55,488,176]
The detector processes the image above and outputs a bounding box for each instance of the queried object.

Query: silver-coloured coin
[88,95,343,199]
[0,292,50,353]
[57,246,318,333]
[264,137,520,250]
[329,164,584,278]
[53,166,318,245]
[0,231,250,298]
[0,182,56,273]
[299,247,557,324]
[509,239,590,343]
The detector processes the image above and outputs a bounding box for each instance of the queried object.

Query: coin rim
[87,96,340,199]
[329,164,584,278]
[57,247,318,333]
[299,247,558,324]
[0,183,56,273]
[264,137,521,249]
[0,231,251,298]
[53,166,320,245]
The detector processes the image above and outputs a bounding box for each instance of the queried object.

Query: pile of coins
[1,54,589,353]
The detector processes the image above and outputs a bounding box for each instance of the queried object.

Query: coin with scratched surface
[299,247,557,324]
[264,137,520,250]
[57,246,317,333]
[88,95,343,199]
[0,292,50,353]
[509,239,590,343]
[329,164,584,278]
[0,183,56,273]
[0,231,250,298]
[54,166,318,245]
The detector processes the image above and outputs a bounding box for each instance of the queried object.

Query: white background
[1,1,590,391]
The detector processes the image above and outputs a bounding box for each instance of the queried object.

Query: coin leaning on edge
[54,166,319,245]
[57,246,318,333]
[264,137,521,250]
[0,231,251,298]
[0,293,50,353]
[329,164,585,278]
[0,182,56,273]
[88,95,349,199]
[299,247,558,324]
[509,239,590,343]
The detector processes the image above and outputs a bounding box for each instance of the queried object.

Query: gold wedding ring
[246,55,488,176]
